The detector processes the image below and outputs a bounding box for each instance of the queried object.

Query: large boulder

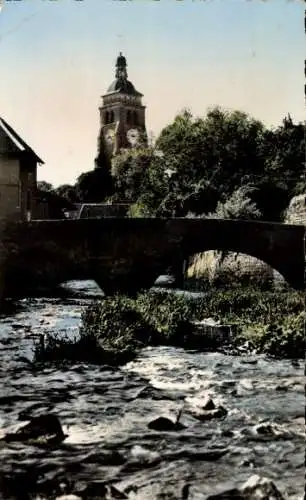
[3,414,66,445]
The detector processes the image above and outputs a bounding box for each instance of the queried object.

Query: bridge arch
[152,218,304,291]
[2,218,304,298]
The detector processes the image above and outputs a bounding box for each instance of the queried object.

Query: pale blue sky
[0,0,304,186]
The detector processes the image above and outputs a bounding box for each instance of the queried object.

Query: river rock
[3,414,66,445]
[12,323,25,329]
[133,385,173,401]
[74,483,128,499]
[73,481,107,500]
[196,474,285,500]
[255,423,274,435]
[74,481,108,498]
[186,392,216,410]
[186,392,228,421]
[191,405,227,422]
[200,395,216,411]
[56,496,82,500]
[275,385,288,392]
[129,444,161,465]
[108,485,128,499]
[148,416,186,431]
[240,358,258,365]
[240,474,285,499]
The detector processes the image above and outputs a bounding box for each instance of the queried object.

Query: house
[0,117,44,221]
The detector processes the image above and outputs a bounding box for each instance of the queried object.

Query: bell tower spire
[115,52,128,80]
[97,53,147,159]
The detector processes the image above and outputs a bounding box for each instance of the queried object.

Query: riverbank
[36,286,305,364]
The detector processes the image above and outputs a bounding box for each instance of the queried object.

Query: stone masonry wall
[284,194,306,225]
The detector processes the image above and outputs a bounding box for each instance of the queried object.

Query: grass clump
[34,287,305,365]
[237,311,305,358]
[191,287,305,358]
[34,295,153,366]
[135,291,194,345]
[33,292,196,366]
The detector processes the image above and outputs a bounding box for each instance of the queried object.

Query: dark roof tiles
[0,117,44,164]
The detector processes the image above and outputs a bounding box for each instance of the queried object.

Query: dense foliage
[205,185,262,220]
[241,312,305,359]
[38,107,304,220]
[36,182,75,218]
[79,295,152,350]
[111,109,304,220]
[35,288,305,365]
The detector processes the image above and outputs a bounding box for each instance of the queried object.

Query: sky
[0,0,304,187]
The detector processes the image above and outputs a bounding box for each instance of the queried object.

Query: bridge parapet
[0,218,304,297]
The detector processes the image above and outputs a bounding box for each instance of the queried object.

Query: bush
[237,312,305,358]
[33,329,137,366]
[135,291,194,344]
[34,288,305,365]
[80,294,154,350]
[193,287,304,324]
[34,295,153,366]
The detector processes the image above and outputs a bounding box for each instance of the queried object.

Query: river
[0,281,304,499]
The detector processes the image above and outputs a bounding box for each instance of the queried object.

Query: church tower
[97,53,147,159]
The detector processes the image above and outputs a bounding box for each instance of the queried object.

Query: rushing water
[0,281,304,499]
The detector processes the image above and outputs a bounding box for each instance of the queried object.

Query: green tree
[37,181,54,192]
[75,132,113,203]
[111,147,169,214]
[56,184,80,204]
[75,167,113,203]
[206,185,262,220]
[109,108,304,221]
[254,115,306,219]
[155,107,267,216]
[35,186,75,219]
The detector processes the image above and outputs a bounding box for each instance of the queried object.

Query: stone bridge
[0,218,305,297]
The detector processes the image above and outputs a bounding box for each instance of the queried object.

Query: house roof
[0,117,44,164]
[78,203,130,219]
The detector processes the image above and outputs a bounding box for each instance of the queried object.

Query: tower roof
[105,53,142,97]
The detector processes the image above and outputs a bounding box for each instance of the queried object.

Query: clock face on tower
[105,129,115,146]
[127,128,139,146]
